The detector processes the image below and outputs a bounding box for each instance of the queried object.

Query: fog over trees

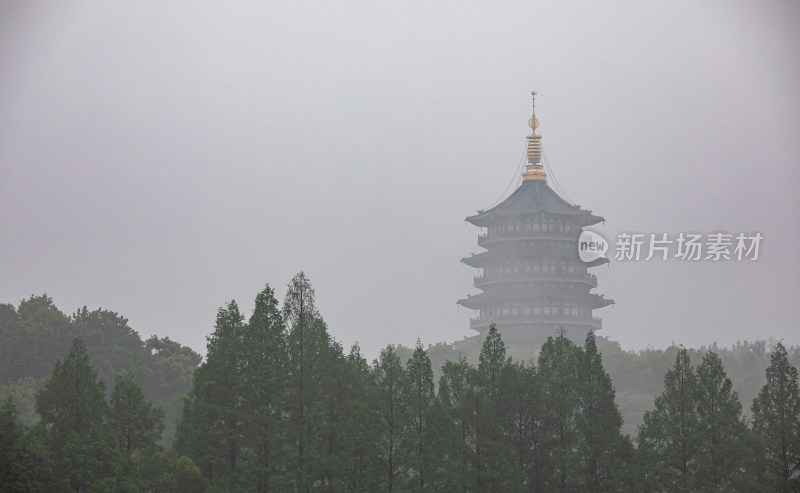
[2,274,799,491]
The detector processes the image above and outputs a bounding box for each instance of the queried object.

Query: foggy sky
[1,1,799,359]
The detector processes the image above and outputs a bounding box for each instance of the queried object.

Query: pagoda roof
[466,179,603,227]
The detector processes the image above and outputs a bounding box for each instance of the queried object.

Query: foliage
[0,294,201,444]
[752,342,800,490]
[2,283,798,491]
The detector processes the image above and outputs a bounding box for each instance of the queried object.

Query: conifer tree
[374,345,407,491]
[109,372,164,490]
[241,284,288,492]
[475,325,520,492]
[404,339,436,491]
[437,357,476,492]
[537,334,581,491]
[694,351,756,491]
[35,337,118,492]
[752,342,800,488]
[175,301,245,487]
[576,331,626,491]
[637,347,700,492]
[284,272,331,491]
[340,344,381,492]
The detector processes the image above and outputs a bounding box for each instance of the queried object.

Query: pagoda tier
[458,90,613,343]
[458,291,612,310]
[461,245,611,268]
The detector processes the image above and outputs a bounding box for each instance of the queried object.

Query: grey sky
[1,1,798,358]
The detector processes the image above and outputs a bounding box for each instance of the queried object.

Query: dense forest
[0,295,201,440]
[1,274,799,491]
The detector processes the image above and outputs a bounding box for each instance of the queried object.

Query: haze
[1,1,798,358]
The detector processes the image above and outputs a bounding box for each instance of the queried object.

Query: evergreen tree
[241,284,288,492]
[752,342,800,488]
[175,301,245,488]
[404,340,435,491]
[693,351,759,491]
[284,272,331,492]
[537,334,581,491]
[499,361,542,491]
[374,345,407,491]
[437,357,477,492]
[475,325,520,492]
[110,373,164,457]
[637,347,700,492]
[35,337,118,492]
[109,372,164,490]
[576,331,626,492]
[340,344,381,492]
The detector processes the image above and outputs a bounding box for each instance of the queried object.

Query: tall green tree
[35,337,118,492]
[284,272,331,492]
[537,334,581,491]
[637,347,700,492]
[175,301,245,488]
[240,284,288,492]
[499,361,543,491]
[404,340,436,491]
[475,325,520,492]
[336,343,380,492]
[374,345,407,491]
[751,342,800,488]
[576,331,627,492]
[694,351,759,491]
[437,357,475,492]
[110,373,164,458]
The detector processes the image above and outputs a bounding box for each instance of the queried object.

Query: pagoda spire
[522,89,547,182]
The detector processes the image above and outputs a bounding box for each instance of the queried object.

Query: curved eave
[457,296,483,310]
[594,297,615,309]
[461,252,488,268]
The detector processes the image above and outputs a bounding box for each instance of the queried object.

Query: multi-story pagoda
[458,90,613,344]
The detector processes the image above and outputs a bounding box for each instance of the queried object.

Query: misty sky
[1,1,798,359]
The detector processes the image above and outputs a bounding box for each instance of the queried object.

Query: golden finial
[522,89,546,181]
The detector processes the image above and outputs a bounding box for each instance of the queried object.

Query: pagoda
[458,90,613,344]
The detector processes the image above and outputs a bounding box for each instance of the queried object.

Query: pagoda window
[565,223,571,232]
[567,264,575,274]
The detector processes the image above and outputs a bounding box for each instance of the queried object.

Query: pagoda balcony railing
[474,272,597,288]
[477,231,576,246]
[470,315,602,330]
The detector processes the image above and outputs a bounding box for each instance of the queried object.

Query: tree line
[0,295,200,440]
[2,273,799,491]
